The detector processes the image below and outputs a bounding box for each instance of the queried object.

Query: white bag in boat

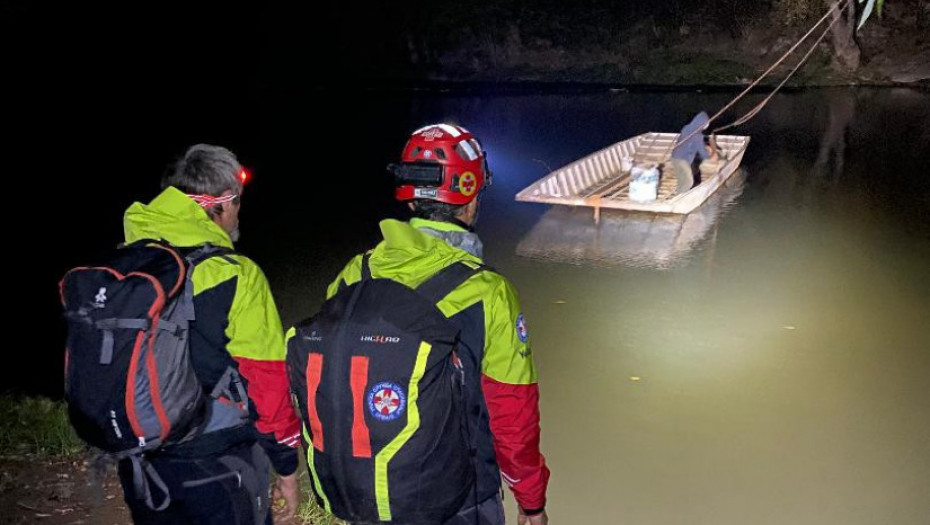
[629,165,659,202]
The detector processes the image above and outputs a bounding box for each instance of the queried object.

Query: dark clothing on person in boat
[671,111,712,165]
[668,111,721,189]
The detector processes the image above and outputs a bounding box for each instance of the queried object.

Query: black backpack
[287,256,482,524]
[60,240,250,510]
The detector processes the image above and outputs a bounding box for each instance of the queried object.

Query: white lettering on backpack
[93,287,108,308]
[360,335,401,344]
[108,410,123,439]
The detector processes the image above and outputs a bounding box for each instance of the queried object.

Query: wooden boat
[515,170,747,269]
[515,132,750,216]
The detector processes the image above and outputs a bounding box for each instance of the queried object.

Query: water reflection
[814,90,856,178]
[516,171,747,269]
[54,86,920,525]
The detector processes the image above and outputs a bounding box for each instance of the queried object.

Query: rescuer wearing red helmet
[323,124,550,524]
[393,123,491,205]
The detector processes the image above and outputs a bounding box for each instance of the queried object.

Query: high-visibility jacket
[325,218,550,513]
[123,186,300,474]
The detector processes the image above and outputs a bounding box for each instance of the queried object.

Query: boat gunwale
[515,132,750,215]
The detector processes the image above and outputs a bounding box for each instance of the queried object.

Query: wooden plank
[584,173,630,201]
[580,173,625,198]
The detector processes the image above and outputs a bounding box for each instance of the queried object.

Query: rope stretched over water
[705,0,850,127]
[664,0,851,155]
[711,0,848,133]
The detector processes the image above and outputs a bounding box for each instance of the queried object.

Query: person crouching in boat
[665,112,723,194]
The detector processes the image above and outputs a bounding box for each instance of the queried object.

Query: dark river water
[33,86,930,524]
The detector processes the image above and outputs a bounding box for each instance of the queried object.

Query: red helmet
[390,123,491,205]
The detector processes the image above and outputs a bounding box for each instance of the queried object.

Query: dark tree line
[264,0,927,82]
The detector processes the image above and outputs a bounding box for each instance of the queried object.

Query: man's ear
[209,204,225,225]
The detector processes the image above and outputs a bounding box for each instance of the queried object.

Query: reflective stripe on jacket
[322,218,549,510]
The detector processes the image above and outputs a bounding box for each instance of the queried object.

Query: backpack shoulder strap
[360,252,373,281]
[117,239,234,268]
[182,243,237,266]
[415,262,488,305]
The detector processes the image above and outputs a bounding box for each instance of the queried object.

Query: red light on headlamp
[239,168,251,185]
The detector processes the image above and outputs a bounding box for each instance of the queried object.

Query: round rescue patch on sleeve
[367,382,407,422]
[516,313,529,343]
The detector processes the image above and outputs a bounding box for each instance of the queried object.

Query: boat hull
[515,132,750,215]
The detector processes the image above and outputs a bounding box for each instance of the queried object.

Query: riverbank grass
[1,395,346,524]
[0,395,85,458]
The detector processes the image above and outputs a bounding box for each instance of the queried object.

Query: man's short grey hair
[162,144,243,197]
[410,199,465,223]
